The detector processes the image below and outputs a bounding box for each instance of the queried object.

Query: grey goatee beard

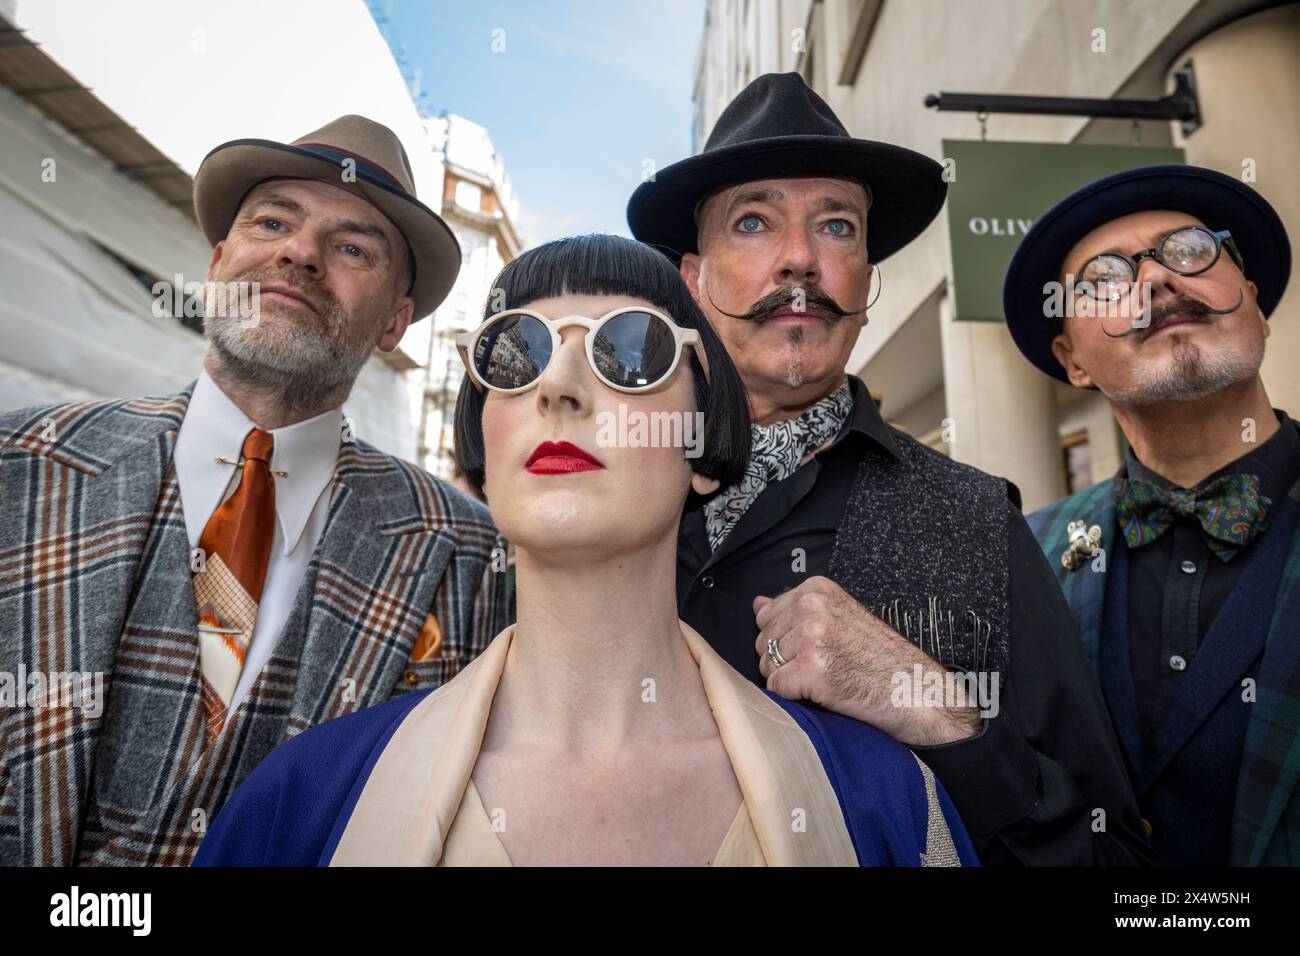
[203,282,375,420]
[784,324,805,388]
[1101,335,1264,405]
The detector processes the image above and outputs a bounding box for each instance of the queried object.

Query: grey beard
[203,308,373,419]
[1101,337,1264,405]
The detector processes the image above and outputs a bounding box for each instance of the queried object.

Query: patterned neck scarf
[704,380,853,552]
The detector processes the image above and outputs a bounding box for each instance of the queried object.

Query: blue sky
[374,0,705,247]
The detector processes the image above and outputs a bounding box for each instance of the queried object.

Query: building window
[459,230,482,267]
[455,179,482,212]
[1062,432,1092,493]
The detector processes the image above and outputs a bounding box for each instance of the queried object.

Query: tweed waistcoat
[74,460,309,864]
[828,430,1012,676]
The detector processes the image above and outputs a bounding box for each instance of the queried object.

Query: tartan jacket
[0,379,507,866]
[1026,442,1300,866]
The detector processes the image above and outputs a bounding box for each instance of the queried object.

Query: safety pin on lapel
[964,610,991,673]
[1061,519,1102,571]
[214,455,288,477]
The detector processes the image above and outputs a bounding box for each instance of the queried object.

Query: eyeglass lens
[474,314,550,390]
[473,311,681,391]
[1078,227,1220,301]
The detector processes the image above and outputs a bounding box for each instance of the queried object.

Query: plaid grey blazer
[0,379,507,865]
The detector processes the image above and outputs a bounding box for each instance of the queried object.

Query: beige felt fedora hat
[193,114,459,319]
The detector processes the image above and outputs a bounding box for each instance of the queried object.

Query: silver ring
[766,637,787,669]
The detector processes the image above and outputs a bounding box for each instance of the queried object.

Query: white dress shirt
[174,369,342,717]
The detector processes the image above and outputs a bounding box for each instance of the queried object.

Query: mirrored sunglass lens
[1080,255,1132,301]
[475,315,550,390]
[593,312,678,388]
[1160,227,1217,272]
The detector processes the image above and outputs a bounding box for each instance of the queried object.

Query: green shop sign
[943,139,1184,321]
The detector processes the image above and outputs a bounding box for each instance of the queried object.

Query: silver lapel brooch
[1061,519,1102,571]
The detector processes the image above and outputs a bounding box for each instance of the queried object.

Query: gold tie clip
[213,455,287,477]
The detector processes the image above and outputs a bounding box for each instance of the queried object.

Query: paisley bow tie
[1113,473,1270,562]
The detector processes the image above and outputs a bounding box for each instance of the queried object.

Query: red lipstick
[525,440,605,474]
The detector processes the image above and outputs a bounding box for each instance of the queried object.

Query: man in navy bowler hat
[1010,164,1298,865]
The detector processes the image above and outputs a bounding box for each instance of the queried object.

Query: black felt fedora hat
[1003,164,1291,384]
[627,72,946,264]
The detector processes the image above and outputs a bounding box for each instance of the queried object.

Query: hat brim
[1002,165,1292,384]
[626,135,947,265]
[193,139,460,320]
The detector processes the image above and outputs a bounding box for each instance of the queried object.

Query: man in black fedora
[1011,165,1300,864]
[629,72,1149,864]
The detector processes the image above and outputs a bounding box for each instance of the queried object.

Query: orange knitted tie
[193,428,276,740]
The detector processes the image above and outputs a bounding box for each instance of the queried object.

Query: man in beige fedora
[0,115,508,866]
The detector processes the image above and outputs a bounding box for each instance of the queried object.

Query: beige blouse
[438,779,768,867]
[329,621,868,866]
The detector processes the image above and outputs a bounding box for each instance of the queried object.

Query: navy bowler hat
[627,72,946,265]
[1002,164,1292,384]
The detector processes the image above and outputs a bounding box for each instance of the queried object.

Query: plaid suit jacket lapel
[1026,478,1117,676]
[80,448,274,867]
[279,439,463,736]
[0,385,193,865]
[4,382,506,866]
[1233,472,1300,865]
[82,437,468,865]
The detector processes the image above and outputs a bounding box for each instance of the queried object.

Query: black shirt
[1126,411,1300,741]
[677,375,1152,865]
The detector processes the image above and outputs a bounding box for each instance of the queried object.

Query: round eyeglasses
[455,307,711,394]
[1075,226,1244,302]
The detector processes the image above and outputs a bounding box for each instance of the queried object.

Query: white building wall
[419,113,522,479]
[0,81,209,406]
[2,0,448,462]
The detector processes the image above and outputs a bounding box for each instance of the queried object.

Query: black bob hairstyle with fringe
[454,233,751,498]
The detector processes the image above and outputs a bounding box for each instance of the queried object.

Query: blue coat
[194,623,979,867]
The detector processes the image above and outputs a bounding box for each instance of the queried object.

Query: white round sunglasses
[456,306,711,394]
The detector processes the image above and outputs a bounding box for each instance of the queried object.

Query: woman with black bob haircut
[454,233,750,497]
[195,234,977,867]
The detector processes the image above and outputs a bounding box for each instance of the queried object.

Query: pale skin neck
[1110,375,1279,488]
[202,350,348,430]
[484,528,717,754]
[750,371,849,426]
